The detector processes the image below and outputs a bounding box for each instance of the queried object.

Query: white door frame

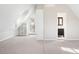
[56,12,67,40]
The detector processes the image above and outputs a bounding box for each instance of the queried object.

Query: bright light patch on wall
[17,7,34,27]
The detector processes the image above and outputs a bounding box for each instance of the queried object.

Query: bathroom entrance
[58,28,64,39]
[57,13,66,39]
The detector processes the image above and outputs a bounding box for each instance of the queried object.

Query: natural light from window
[61,47,79,53]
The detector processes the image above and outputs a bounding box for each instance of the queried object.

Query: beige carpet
[0,36,79,54]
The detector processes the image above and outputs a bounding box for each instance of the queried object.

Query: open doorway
[57,13,66,40]
[58,28,64,38]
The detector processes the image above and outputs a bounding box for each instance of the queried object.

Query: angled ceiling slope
[68,4,79,19]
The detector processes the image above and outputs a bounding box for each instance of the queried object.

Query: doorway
[57,12,66,39]
[58,28,64,38]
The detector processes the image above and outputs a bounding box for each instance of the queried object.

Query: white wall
[44,6,57,40]
[0,4,79,40]
[0,4,33,40]
[68,4,79,19]
[44,4,79,40]
[35,9,44,39]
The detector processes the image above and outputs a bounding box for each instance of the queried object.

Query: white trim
[38,39,79,40]
[0,31,15,42]
[0,34,14,42]
[57,12,67,40]
[66,39,79,40]
[44,39,57,40]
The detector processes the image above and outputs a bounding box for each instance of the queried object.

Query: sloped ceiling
[44,4,79,19]
[68,4,79,18]
[0,4,33,34]
[1,4,79,32]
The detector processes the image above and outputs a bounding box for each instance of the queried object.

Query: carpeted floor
[0,36,79,54]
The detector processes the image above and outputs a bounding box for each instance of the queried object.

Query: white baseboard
[56,38,79,40]
[0,31,15,42]
[0,35,14,42]
[44,39,57,40]
[36,37,74,40]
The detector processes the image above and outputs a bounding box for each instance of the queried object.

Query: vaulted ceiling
[43,4,79,19]
[0,4,79,40]
[68,4,79,18]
